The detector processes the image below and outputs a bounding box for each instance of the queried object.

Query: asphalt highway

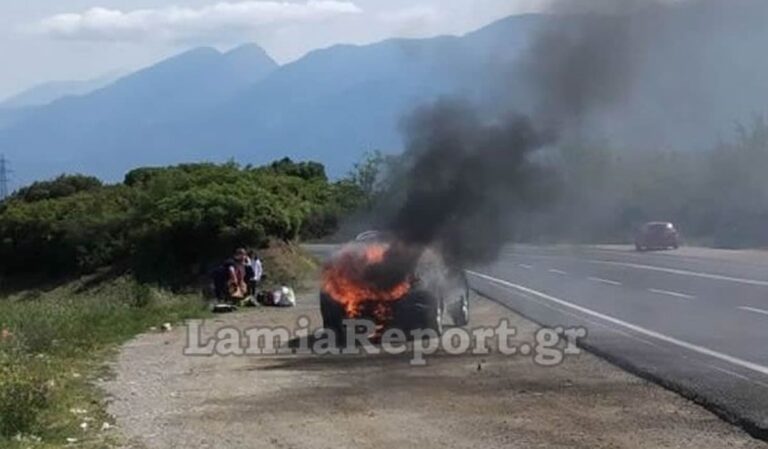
[468,245,768,438]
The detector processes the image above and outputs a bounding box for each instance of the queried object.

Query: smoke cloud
[387,104,555,269]
[353,0,768,288]
[372,0,648,274]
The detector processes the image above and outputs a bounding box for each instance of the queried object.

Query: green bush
[0,359,52,437]
[13,174,102,203]
[0,159,364,284]
[128,282,155,308]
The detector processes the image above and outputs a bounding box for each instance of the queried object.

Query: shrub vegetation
[0,158,365,284]
[0,277,207,445]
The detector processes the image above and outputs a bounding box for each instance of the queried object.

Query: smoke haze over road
[374,0,768,270]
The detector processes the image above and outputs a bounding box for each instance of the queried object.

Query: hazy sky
[0,0,545,100]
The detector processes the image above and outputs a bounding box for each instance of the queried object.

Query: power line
[0,155,10,200]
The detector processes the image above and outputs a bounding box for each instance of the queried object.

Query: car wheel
[456,293,470,326]
[435,299,444,334]
[446,272,470,326]
[421,294,443,335]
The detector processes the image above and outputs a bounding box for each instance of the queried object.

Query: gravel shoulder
[103,290,766,449]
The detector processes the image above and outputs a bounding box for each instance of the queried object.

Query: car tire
[453,293,470,326]
[435,299,444,335]
[445,272,470,326]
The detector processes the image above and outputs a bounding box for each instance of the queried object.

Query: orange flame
[322,243,411,319]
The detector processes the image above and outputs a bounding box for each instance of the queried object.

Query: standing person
[247,250,264,296]
[211,248,247,303]
[227,248,249,302]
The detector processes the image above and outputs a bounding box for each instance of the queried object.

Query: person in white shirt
[247,250,264,296]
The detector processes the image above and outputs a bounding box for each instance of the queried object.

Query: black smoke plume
[358,2,643,287]
[387,103,556,269]
[360,0,768,290]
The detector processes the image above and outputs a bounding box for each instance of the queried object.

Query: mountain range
[2,8,768,187]
[0,71,124,109]
[0,15,538,186]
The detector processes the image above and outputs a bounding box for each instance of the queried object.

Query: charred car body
[320,231,470,336]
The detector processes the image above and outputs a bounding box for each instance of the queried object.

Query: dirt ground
[102,291,767,449]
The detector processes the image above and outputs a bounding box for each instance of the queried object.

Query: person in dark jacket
[212,248,248,303]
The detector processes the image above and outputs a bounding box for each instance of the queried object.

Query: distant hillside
[0,72,122,109]
[0,107,31,131]
[3,8,767,187]
[0,43,279,184]
[0,17,538,185]
[188,14,540,176]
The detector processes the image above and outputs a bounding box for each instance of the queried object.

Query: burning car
[320,231,470,337]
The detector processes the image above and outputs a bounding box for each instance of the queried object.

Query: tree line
[0,158,365,284]
[531,117,768,248]
[3,115,766,288]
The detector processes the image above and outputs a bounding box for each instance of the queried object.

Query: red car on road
[635,222,680,251]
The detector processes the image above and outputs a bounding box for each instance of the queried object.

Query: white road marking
[708,365,751,382]
[467,270,768,377]
[518,264,533,269]
[738,306,768,317]
[705,364,768,389]
[648,288,695,300]
[500,280,768,388]
[500,287,660,349]
[548,269,568,275]
[588,276,622,286]
[487,281,768,389]
[587,259,768,287]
